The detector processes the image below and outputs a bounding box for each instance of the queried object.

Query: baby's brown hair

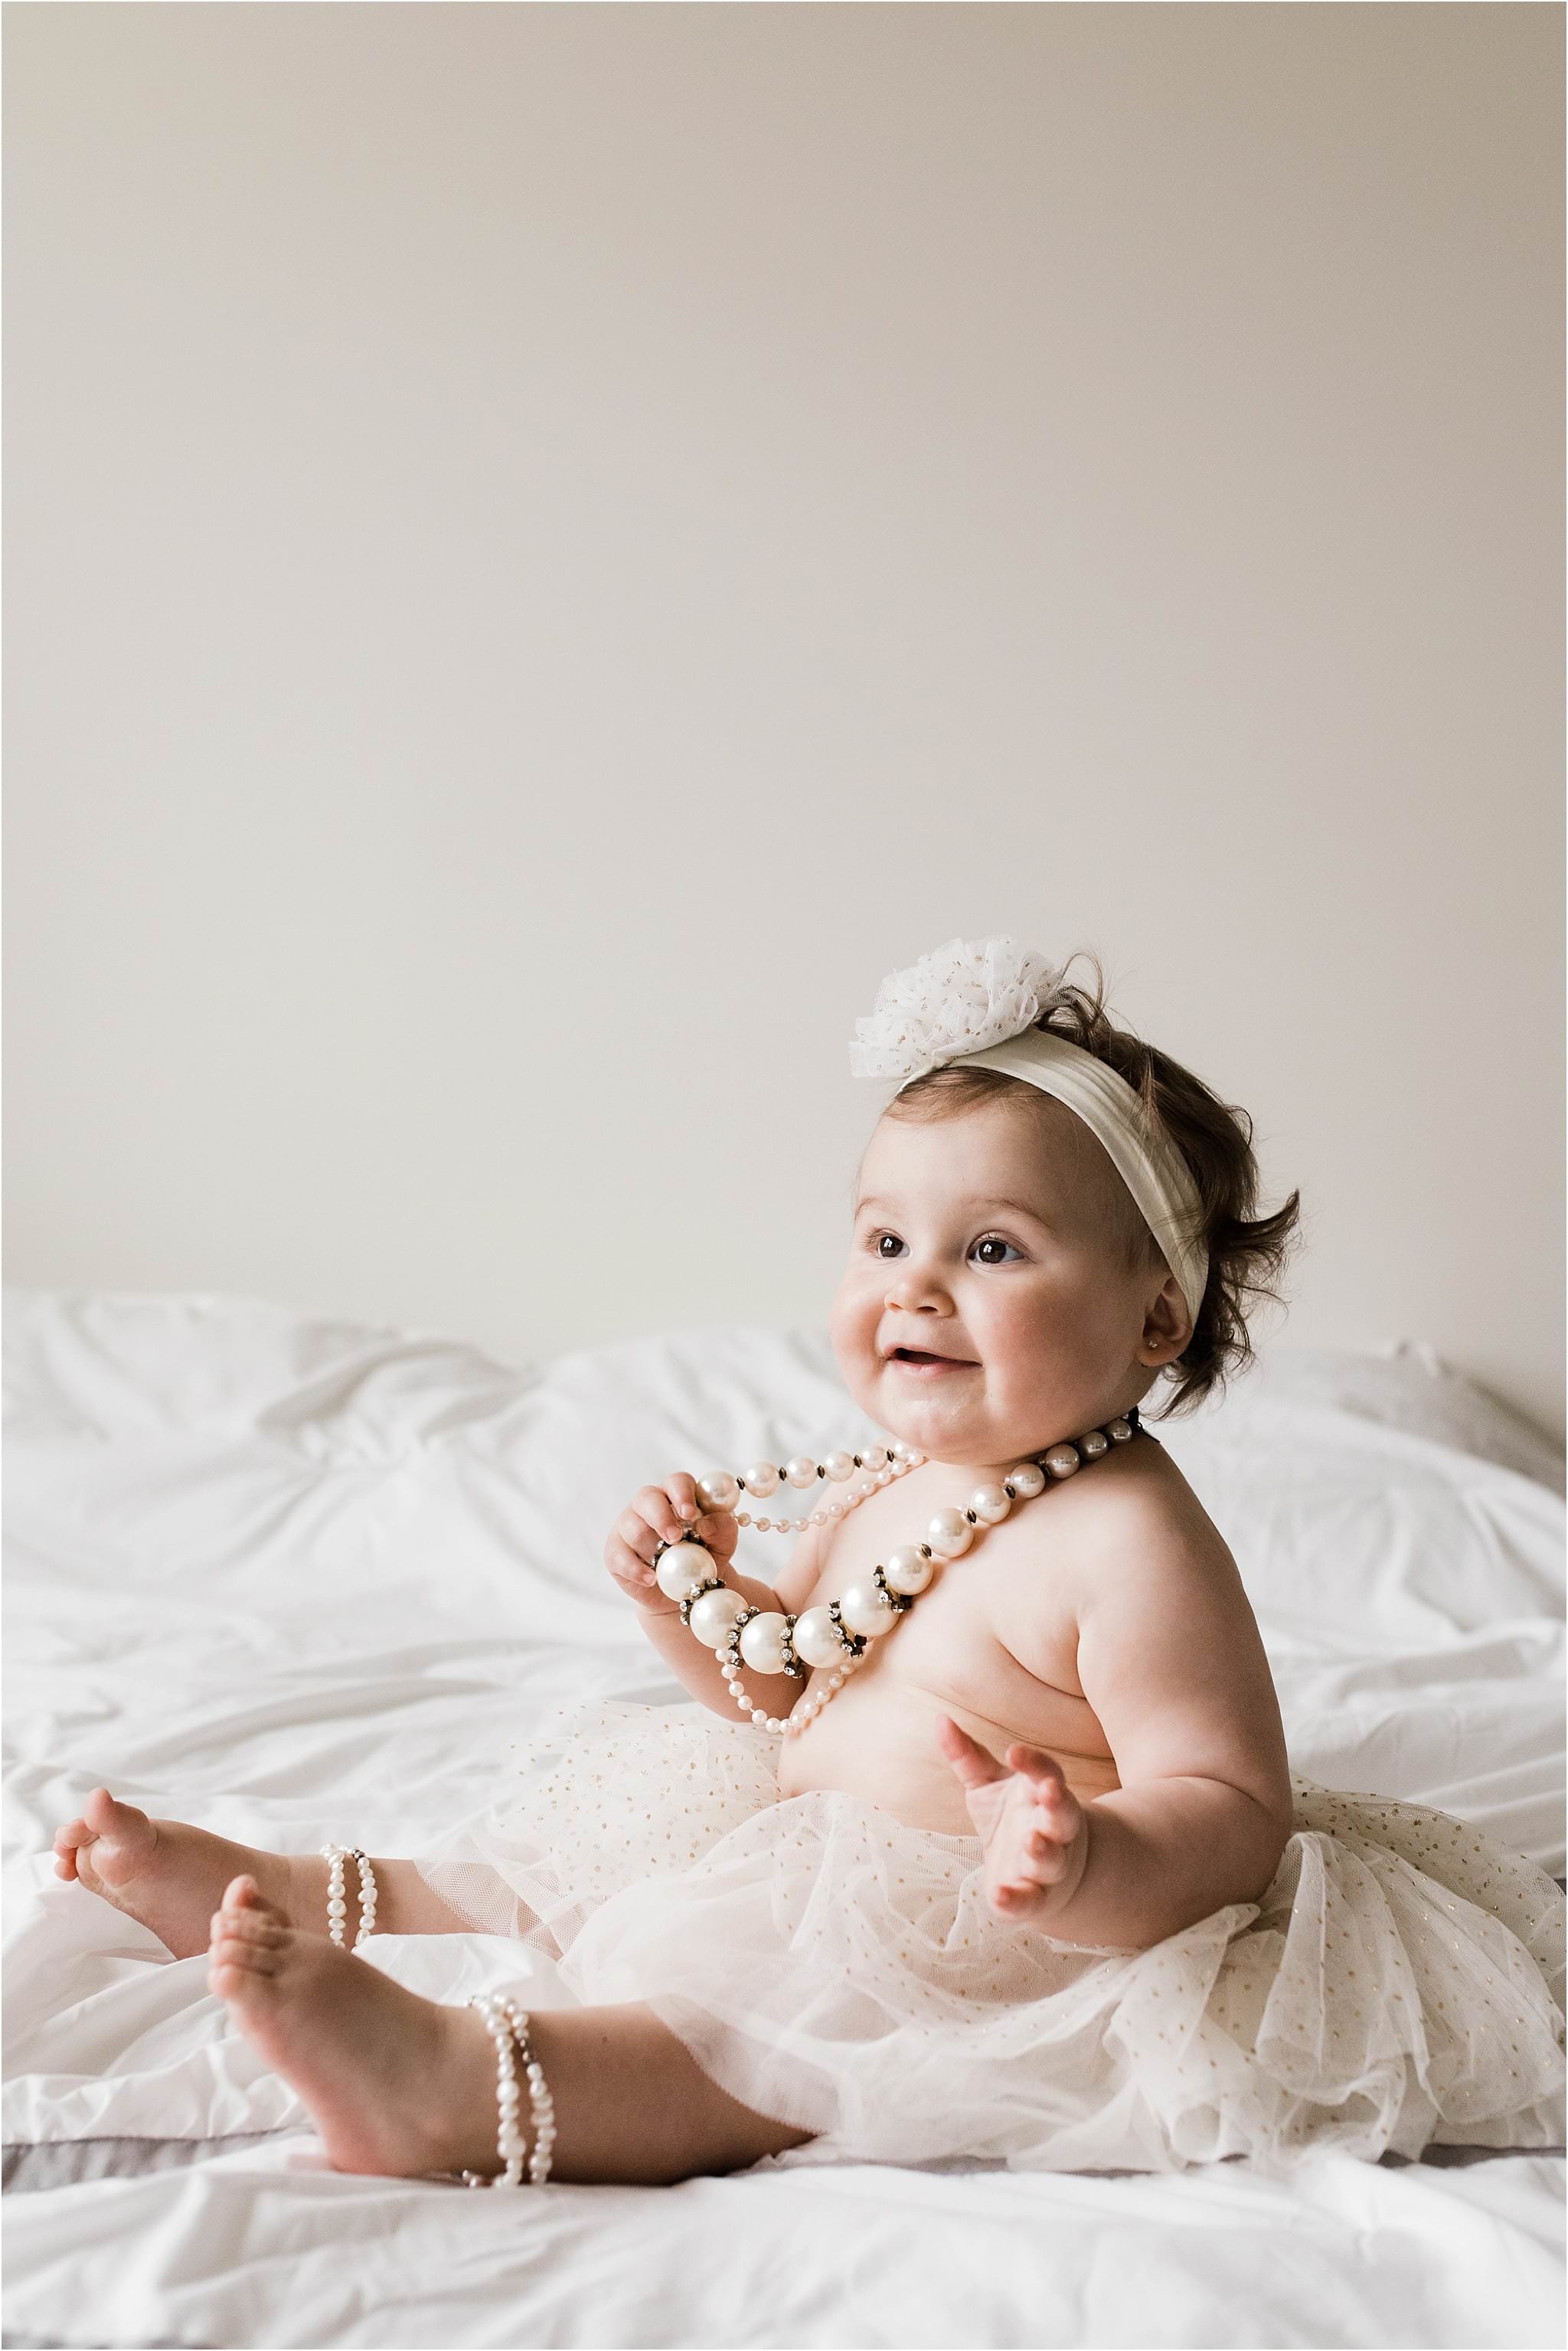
[883,951,1302,1419]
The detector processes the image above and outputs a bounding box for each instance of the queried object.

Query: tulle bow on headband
[848,937,1067,1083]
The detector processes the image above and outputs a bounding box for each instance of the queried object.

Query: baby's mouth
[886,1347,978,1375]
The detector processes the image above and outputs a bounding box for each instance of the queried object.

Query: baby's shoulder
[976,1439,1238,1703]
[1030,1436,1239,1613]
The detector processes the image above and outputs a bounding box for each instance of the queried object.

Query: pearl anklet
[462,1994,557,2189]
[321,1845,378,1949]
[654,1409,1142,1737]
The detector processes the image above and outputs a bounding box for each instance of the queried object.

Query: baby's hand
[936,1717,1091,1922]
[605,1474,740,1615]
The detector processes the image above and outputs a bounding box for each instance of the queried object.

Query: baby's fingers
[936,1716,1010,1790]
[665,1473,701,1526]
[1004,1741,1068,1793]
[991,1828,1071,1905]
[1023,1826,1076,1882]
[635,1485,694,1547]
[665,1476,739,1561]
[691,1510,738,1563]
[1007,1746,1081,1826]
[606,1533,659,1593]
[989,1876,1053,1918]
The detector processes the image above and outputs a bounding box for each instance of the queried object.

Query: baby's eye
[869,1231,906,1258]
[970,1234,1022,1267]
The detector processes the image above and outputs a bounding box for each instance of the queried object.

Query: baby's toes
[208,1912,286,1998]
[208,1944,279,2001]
[208,1905,284,1951]
[53,1821,90,1879]
[218,1872,279,1924]
[209,1932,279,1983]
[208,1878,287,1971]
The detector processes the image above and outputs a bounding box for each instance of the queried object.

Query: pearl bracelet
[321,1844,378,1950]
[462,1994,557,2189]
[655,1410,1142,1737]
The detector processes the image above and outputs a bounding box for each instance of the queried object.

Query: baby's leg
[53,1789,485,1959]
[211,1876,811,2184]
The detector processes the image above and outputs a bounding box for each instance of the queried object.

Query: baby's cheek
[827,1283,878,1394]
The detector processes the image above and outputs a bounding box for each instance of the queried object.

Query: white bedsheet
[4,1290,1564,2349]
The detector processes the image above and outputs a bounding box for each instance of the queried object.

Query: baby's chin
[854,1355,1026,1467]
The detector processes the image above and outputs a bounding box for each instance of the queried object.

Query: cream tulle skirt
[416,1698,1566,2176]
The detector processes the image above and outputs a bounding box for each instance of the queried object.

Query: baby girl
[51,938,1566,2187]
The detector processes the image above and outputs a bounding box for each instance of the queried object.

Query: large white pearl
[1106,1417,1133,1443]
[969,1483,1011,1524]
[926,1506,974,1559]
[1079,1429,1109,1458]
[739,1611,792,1674]
[695,1470,740,1513]
[792,1606,848,1667]
[1008,1462,1046,1499]
[858,1444,889,1470]
[743,1460,781,1496]
[821,1450,856,1483]
[837,1579,899,1638]
[1044,1444,1082,1479]
[655,1541,710,1599]
[688,1585,747,1645]
[785,1456,819,1490]
[884,1545,934,1596]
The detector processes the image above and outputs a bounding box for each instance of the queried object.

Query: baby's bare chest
[794,1501,1115,1773]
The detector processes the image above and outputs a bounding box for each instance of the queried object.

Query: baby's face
[829,1094,1173,1467]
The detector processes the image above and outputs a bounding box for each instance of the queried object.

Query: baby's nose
[884,1267,950,1312]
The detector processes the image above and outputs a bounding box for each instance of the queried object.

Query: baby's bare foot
[208,1877,501,2178]
[53,1790,309,1960]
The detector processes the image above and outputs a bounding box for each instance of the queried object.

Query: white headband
[850,937,1210,1334]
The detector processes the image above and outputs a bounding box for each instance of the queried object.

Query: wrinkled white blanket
[4,1292,1563,2349]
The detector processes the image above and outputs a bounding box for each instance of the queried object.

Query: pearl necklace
[652,1406,1142,1737]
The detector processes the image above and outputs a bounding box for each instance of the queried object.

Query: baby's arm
[949,1502,1294,1949]
[606,1473,822,1725]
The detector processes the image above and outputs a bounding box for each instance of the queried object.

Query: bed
[3,1287,1563,2350]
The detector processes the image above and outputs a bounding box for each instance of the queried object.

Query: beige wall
[6,4,1563,1437]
